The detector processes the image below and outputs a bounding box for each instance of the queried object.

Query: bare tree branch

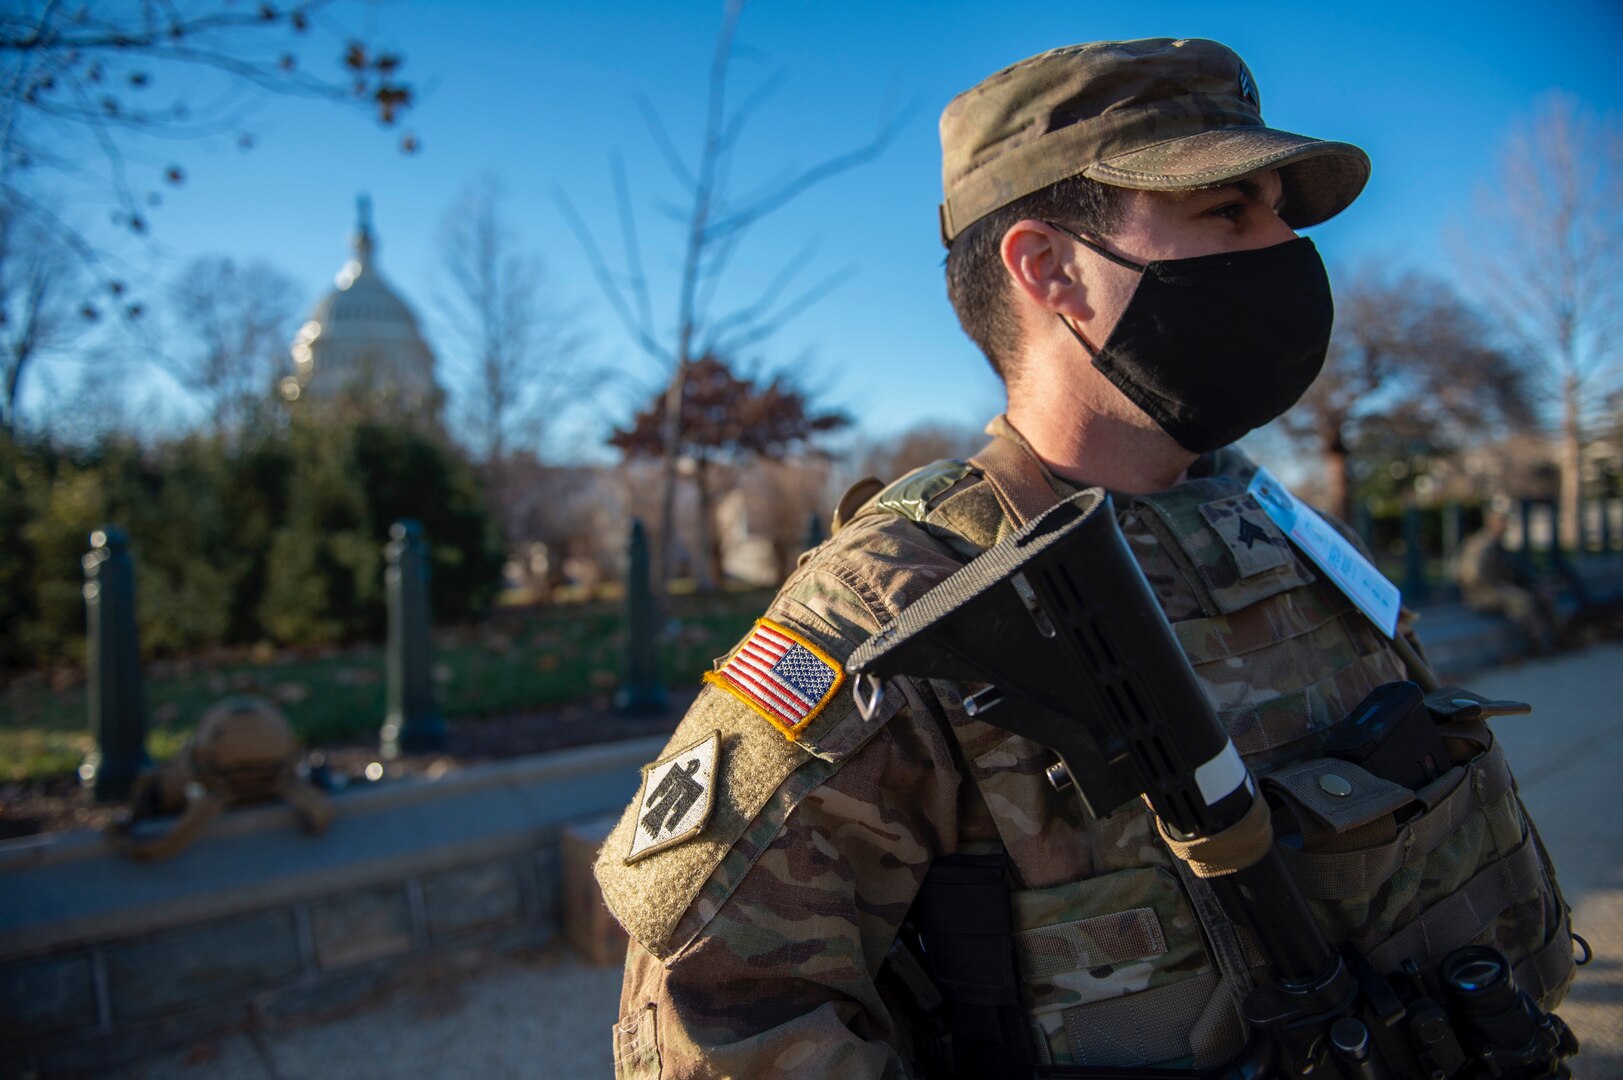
[706,114,899,243]
[633,94,697,194]
[612,154,658,346]
[702,237,817,343]
[709,262,854,357]
[438,176,594,471]
[551,186,671,365]
[0,0,418,433]
[559,0,890,586]
[1277,266,1534,519]
[715,66,787,153]
[168,254,300,434]
[0,204,92,435]
[690,227,743,330]
[1456,93,1623,547]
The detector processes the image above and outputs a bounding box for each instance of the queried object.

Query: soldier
[596,38,1573,1079]
[1454,506,1562,654]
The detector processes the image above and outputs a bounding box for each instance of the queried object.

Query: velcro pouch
[1263,758,1416,853]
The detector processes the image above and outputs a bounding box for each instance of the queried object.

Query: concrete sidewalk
[118,947,623,1080]
[1468,645,1623,1077]
[120,645,1623,1079]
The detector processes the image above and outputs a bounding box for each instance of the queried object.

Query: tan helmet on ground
[106,695,333,861]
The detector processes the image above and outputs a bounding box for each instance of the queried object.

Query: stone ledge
[0,736,663,1075]
[0,736,661,958]
[0,736,663,874]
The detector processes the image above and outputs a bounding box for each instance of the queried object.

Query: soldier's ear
[1000,219,1088,317]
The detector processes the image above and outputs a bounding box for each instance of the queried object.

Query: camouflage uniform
[598,34,1574,1078]
[594,417,1572,1078]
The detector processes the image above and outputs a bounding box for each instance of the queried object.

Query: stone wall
[0,738,659,1077]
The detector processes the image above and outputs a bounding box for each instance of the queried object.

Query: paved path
[119,948,624,1080]
[1468,645,1623,1077]
[122,646,1623,1079]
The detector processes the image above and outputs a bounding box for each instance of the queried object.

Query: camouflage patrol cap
[938,38,1370,245]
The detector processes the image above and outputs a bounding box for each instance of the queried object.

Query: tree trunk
[1321,425,1352,523]
[3,344,28,439]
[1560,372,1582,551]
[655,360,688,589]
[692,456,721,593]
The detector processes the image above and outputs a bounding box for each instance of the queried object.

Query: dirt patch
[0,688,697,840]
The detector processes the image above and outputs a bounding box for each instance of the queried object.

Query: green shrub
[1,417,504,670]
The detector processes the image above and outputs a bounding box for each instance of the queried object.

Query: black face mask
[1050,224,1333,454]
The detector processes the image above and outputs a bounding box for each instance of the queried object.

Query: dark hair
[944,175,1124,385]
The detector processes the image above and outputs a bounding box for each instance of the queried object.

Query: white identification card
[1246,466,1401,638]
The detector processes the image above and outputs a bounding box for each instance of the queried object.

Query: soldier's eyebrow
[1182,179,1285,210]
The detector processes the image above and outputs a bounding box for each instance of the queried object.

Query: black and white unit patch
[626,729,720,864]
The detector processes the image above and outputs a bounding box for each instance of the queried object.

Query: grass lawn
[0,589,772,783]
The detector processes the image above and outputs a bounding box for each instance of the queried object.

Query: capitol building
[284,197,443,417]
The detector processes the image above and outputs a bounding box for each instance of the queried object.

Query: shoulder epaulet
[870,458,974,523]
[848,457,1013,555]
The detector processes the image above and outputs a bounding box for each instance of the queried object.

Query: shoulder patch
[703,619,845,740]
[627,729,720,864]
[594,520,960,959]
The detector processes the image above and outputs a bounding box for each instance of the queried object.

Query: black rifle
[847,489,1577,1080]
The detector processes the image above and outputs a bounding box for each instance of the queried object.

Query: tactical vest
[848,433,1575,1073]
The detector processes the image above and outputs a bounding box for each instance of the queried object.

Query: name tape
[1246,466,1401,639]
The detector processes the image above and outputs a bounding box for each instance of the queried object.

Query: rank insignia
[627,729,720,864]
[1199,494,1291,580]
[704,618,846,741]
[1234,515,1269,549]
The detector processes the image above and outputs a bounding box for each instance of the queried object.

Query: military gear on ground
[596,417,1573,1078]
[937,38,1370,245]
[104,695,333,861]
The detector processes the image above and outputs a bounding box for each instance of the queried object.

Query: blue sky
[35,0,1623,457]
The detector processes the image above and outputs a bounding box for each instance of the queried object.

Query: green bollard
[617,519,668,716]
[1515,498,1538,576]
[1352,500,1373,552]
[81,527,151,802]
[1441,502,1464,601]
[381,520,445,757]
[803,512,825,552]
[1442,502,1463,562]
[1402,503,1430,605]
[1546,497,1587,605]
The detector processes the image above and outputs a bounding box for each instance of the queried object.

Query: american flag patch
[703,618,846,740]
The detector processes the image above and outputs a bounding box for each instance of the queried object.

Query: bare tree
[169,255,300,434]
[436,176,589,468]
[0,0,414,329]
[1459,93,1623,548]
[0,206,89,436]
[1279,268,1533,521]
[436,177,594,549]
[556,0,896,586]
